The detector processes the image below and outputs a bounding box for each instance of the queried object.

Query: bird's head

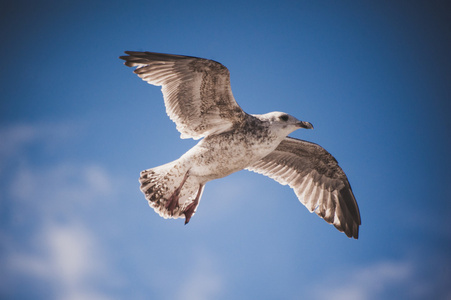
[255,111,314,136]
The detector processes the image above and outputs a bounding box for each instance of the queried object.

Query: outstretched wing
[246,137,361,239]
[120,51,246,139]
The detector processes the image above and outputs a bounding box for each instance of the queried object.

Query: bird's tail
[139,161,204,222]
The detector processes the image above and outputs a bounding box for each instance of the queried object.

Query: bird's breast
[181,127,281,181]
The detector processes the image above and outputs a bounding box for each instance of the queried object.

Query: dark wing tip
[119,50,227,69]
[338,188,361,239]
[334,222,359,239]
[119,51,186,67]
[317,183,360,239]
[119,52,135,67]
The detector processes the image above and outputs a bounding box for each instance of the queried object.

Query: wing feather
[246,137,361,238]
[120,51,246,139]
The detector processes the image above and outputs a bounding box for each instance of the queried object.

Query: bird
[120,51,361,239]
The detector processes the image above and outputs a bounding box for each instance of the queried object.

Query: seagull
[120,51,361,239]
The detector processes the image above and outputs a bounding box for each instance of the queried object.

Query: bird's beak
[297,121,314,129]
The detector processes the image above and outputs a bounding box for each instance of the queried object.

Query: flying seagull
[120,51,361,239]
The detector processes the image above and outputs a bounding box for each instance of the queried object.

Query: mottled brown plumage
[120,51,361,239]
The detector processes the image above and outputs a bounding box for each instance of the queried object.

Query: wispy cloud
[7,220,122,300]
[311,260,412,300]
[1,122,123,299]
[0,122,80,169]
[9,162,113,215]
[308,257,451,300]
[175,247,224,300]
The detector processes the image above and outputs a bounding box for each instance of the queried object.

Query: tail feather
[139,161,203,221]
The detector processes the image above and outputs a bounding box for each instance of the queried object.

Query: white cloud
[8,162,114,220]
[2,162,123,299]
[306,253,451,300]
[0,122,79,169]
[175,247,224,300]
[310,260,415,300]
[14,162,112,200]
[1,121,123,299]
[1,122,115,217]
[7,221,121,300]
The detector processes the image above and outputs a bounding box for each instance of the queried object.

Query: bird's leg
[184,184,204,224]
[165,171,189,215]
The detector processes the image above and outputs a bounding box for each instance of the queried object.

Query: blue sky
[1,0,450,299]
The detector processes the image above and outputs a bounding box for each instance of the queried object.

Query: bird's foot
[183,202,196,224]
[165,193,180,215]
[183,184,204,224]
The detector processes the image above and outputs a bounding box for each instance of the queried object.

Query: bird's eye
[279,115,289,121]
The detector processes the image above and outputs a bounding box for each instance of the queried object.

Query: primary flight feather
[120,51,361,239]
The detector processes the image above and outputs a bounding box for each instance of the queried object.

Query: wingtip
[346,228,359,239]
[347,224,360,239]
[119,52,137,67]
[334,221,359,239]
[119,51,133,59]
